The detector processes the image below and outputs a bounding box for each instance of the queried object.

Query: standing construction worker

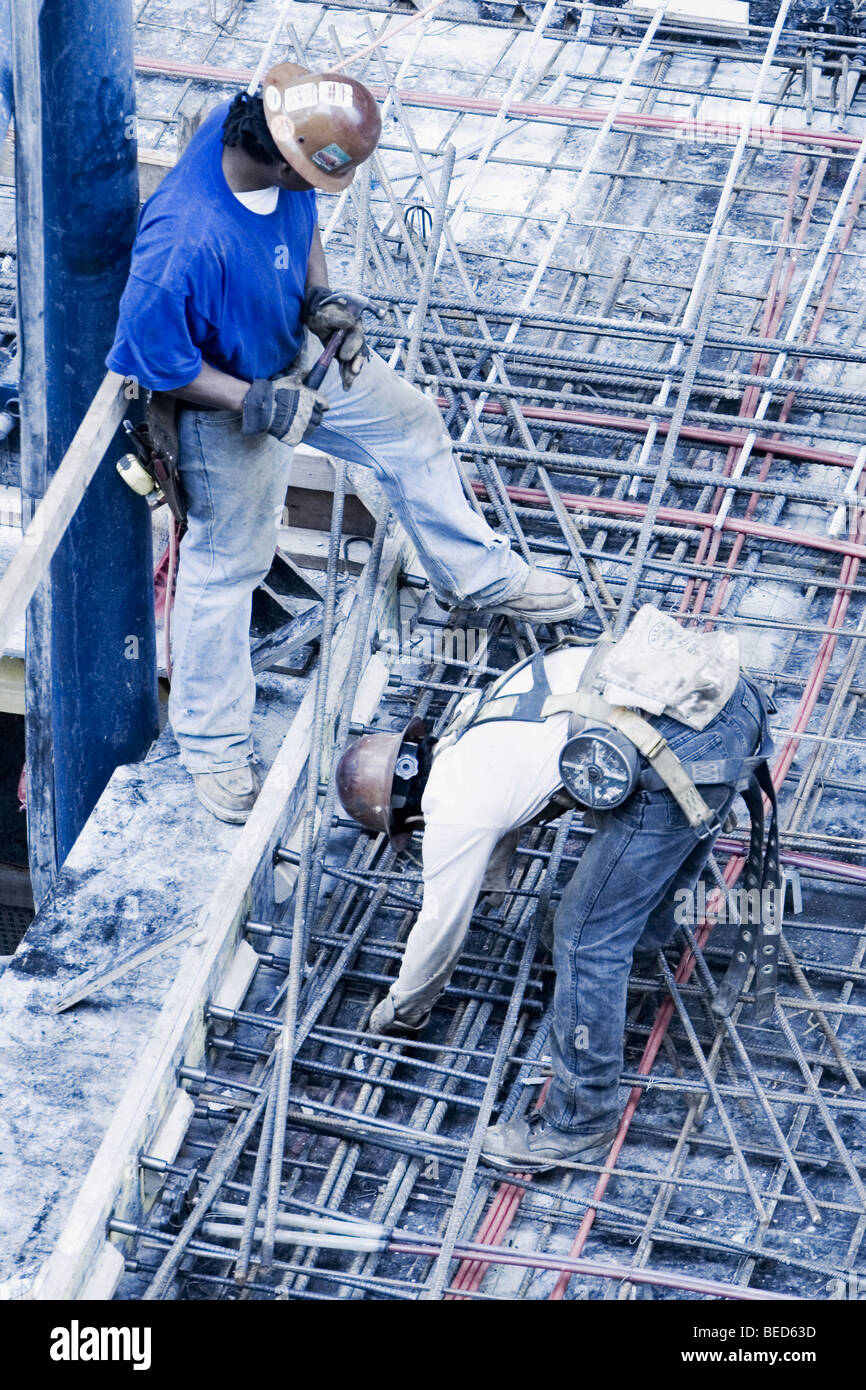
[108,64,583,823]
[335,609,777,1171]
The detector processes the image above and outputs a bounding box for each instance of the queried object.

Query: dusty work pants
[169,335,526,772]
[543,677,767,1135]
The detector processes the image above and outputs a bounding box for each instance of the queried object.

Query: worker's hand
[242,376,329,446]
[304,286,382,390]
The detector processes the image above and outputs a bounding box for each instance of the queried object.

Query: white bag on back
[595,605,740,730]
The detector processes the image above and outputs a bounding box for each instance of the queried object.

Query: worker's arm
[164,359,326,444]
[303,224,379,389]
[164,361,250,411]
[390,820,503,1019]
[305,224,330,291]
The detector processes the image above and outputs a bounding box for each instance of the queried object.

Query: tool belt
[118,393,187,526]
[448,644,781,1020]
[145,392,187,526]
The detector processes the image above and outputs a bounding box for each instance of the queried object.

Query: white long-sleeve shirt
[392,645,591,1015]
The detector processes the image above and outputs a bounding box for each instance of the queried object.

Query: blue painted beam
[14,0,158,895]
[0,1,12,146]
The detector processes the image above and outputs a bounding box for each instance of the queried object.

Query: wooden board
[0,654,24,714]
[627,0,750,35]
[0,372,127,660]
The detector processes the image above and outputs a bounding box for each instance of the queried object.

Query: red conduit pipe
[134,56,864,153]
[698,166,866,621]
[774,506,866,788]
[715,841,866,884]
[470,479,866,561]
[739,159,813,419]
[448,1180,529,1297]
[449,1069,555,1297]
[443,397,861,472]
[680,155,816,612]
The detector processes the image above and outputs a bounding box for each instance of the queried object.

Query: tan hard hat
[336,716,426,851]
[262,62,382,192]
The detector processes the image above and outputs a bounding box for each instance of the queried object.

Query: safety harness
[447,644,781,1019]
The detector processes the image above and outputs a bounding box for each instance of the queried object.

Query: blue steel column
[13,0,158,899]
[0,2,12,145]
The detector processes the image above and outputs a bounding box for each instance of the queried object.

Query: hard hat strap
[390,734,437,838]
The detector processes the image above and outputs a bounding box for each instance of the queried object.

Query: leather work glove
[304,286,381,390]
[241,375,328,446]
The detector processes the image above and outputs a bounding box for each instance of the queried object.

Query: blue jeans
[169,332,526,771]
[543,677,767,1134]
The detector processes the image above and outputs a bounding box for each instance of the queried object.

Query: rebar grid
[110,1,866,1302]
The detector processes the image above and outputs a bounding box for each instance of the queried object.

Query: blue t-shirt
[107,103,317,390]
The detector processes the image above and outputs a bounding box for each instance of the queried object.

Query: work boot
[474,568,586,625]
[368,991,432,1038]
[193,762,262,825]
[481,1111,617,1172]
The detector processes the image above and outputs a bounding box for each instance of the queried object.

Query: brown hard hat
[336,716,426,851]
[262,62,382,192]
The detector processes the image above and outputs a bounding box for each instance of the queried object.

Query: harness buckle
[644,733,667,761]
[694,812,724,842]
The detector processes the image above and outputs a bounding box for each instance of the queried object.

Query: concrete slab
[0,659,309,1293]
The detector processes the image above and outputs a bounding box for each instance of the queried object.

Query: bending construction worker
[336,607,778,1172]
[108,64,582,823]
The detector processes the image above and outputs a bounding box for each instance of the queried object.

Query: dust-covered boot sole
[369,995,433,1037]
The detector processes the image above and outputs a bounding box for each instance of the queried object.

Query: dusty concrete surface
[0,669,305,1292]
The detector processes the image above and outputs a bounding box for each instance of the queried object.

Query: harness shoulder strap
[454,649,554,738]
[566,636,612,737]
[459,637,604,739]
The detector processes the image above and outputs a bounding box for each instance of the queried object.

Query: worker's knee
[411,385,446,440]
[223,544,276,592]
[383,366,444,437]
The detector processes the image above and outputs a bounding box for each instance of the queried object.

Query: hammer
[304,292,383,390]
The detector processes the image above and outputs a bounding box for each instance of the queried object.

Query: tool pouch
[145,391,187,526]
